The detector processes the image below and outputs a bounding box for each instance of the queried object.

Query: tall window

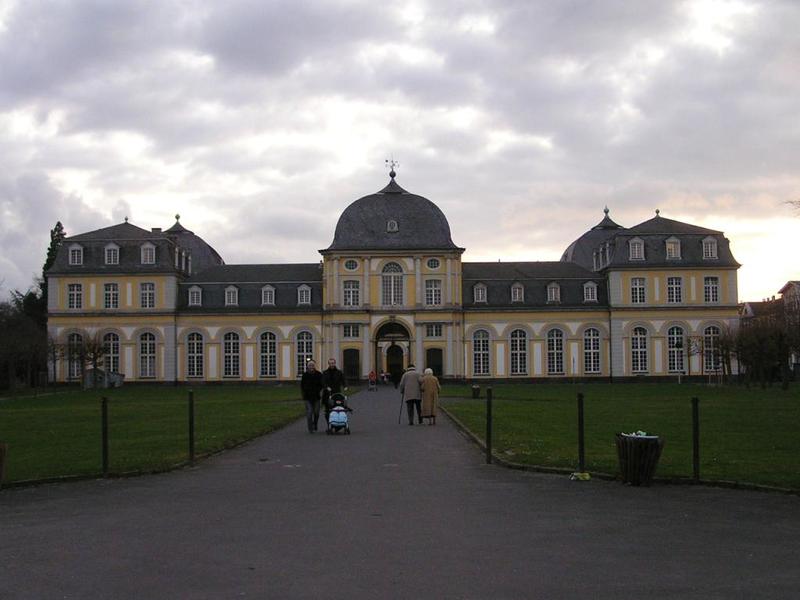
[667,277,682,303]
[473,284,487,303]
[225,286,238,307]
[103,333,119,373]
[105,245,119,265]
[139,332,156,378]
[141,244,156,265]
[703,238,718,259]
[140,282,155,308]
[187,333,204,378]
[511,284,524,303]
[583,328,601,374]
[68,283,83,309]
[704,277,719,303]
[69,245,83,265]
[381,262,403,306]
[547,283,561,303]
[631,327,648,373]
[343,280,360,306]
[666,238,681,259]
[260,331,277,378]
[629,239,644,260]
[223,332,240,377]
[67,333,83,379]
[104,283,119,309]
[425,279,442,306]
[510,329,527,375]
[630,277,646,304]
[297,285,311,305]
[547,329,564,374]
[704,326,721,373]
[296,331,313,375]
[261,286,275,306]
[472,330,490,376]
[667,326,685,373]
[189,287,202,306]
[583,282,597,302]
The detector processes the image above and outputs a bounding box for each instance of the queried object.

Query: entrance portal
[374,320,412,385]
[386,344,404,385]
[426,348,443,377]
[343,348,360,382]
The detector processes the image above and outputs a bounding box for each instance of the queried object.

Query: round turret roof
[561,207,625,269]
[324,173,461,253]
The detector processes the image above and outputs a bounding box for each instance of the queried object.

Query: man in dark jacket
[300,360,324,433]
[322,358,347,423]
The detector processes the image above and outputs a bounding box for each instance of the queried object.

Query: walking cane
[398,395,404,425]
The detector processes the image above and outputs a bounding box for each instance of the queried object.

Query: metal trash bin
[615,433,665,486]
[471,385,480,399]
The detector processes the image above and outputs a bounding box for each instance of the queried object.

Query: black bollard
[692,397,700,481]
[577,392,586,473]
[189,390,195,465]
[101,397,109,477]
[486,387,493,464]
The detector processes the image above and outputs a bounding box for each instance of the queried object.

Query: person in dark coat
[300,360,323,433]
[399,364,423,425]
[321,358,347,423]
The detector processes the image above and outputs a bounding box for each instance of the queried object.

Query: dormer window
[225,286,238,307]
[583,282,598,302]
[629,238,644,260]
[665,237,681,260]
[188,286,202,307]
[547,282,561,303]
[473,283,487,303]
[261,285,275,306]
[511,283,524,303]
[703,237,718,259]
[69,244,84,266]
[141,243,156,265]
[298,284,311,305]
[104,244,119,265]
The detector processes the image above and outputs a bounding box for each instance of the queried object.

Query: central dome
[324,174,461,252]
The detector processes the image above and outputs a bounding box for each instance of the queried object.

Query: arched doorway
[374,320,412,385]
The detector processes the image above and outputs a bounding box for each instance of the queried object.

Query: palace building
[46,171,741,383]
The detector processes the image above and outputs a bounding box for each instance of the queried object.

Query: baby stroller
[326,393,353,435]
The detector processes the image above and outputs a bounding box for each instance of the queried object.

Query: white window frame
[631,277,646,304]
[188,286,202,307]
[67,333,83,380]
[343,280,360,307]
[223,332,240,377]
[510,329,527,375]
[259,331,277,378]
[704,325,721,373]
[68,283,83,309]
[583,282,597,302]
[296,331,313,376]
[381,263,404,306]
[425,279,442,306]
[511,283,524,303]
[472,330,490,376]
[473,283,487,303]
[261,285,275,306]
[187,332,204,378]
[425,323,443,338]
[704,276,720,303]
[141,243,156,265]
[667,277,683,303]
[629,238,644,260]
[547,329,564,375]
[342,324,360,338]
[103,332,120,373]
[104,283,119,309]
[297,284,311,305]
[702,237,718,260]
[427,258,440,270]
[344,259,359,271]
[140,282,155,309]
[104,244,119,265]
[631,327,648,373]
[225,286,239,307]
[583,328,601,374]
[69,244,84,266]
[667,326,685,373]
[665,237,681,260]
[139,332,156,378]
[547,283,561,303]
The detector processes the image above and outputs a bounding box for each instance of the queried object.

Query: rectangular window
[67,284,83,309]
[425,279,442,306]
[140,282,155,308]
[473,286,486,303]
[262,287,275,305]
[189,288,201,306]
[104,283,119,309]
[141,245,155,265]
[382,275,403,306]
[629,241,644,260]
[704,277,720,303]
[583,329,601,374]
[583,284,597,302]
[630,277,646,304]
[666,240,681,259]
[547,285,560,303]
[511,285,523,302]
[225,288,238,306]
[343,280,360,306]
[703,239,718,259]
[69,247,83,265]
[425,324,443,338]
[105,247,119,265]
[298,287,311,305]
[667,277,682,303]
[342,324,360,338]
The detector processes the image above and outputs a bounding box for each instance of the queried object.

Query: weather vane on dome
[385,157,400,178]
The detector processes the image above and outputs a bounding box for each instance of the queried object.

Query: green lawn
[441,383,800,490]
[0,385,304,483]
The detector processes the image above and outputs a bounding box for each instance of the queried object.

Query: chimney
[152,227,162,233]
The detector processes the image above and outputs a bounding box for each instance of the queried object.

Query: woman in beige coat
[420,368,441,425]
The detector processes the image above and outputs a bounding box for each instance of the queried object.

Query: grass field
[0,385,304,483]
[441,383,800,490]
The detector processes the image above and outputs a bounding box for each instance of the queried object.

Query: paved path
[2,386,799,599]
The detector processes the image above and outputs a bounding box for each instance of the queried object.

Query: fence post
[101,397,109,477]
[692,397,700,481]
[188,390,195,465]
[485,386,493,464]
[577,392,586,473]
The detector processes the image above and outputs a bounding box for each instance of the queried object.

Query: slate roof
[561,209,625,270]
[324,174,462,252]
[462,262,607,308]
[625,215,721,236]
[163,218,224,273]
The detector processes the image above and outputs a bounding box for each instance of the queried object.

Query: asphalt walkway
[1,385,799,599]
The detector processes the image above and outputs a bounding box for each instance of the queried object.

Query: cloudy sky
[1,0,798,301]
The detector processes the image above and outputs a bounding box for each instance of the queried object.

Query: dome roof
[324,173,462,253]
[561,207,625,269]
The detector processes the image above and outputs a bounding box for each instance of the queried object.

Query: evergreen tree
[40,221,66,305]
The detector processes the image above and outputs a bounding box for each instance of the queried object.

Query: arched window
[631,327,648,373]
[187,333,203,378]
[547,329,564,374]
[704,326,721,373]
[103,333,119,373]
[667,326,685,373]
[473,330,490,376]
[381,262,404,306]
[296,331,313,376]
[260,331,277,377]
[67,333,83,380]
[583,328,600,374]
[139,332,156,378]
[510,329,527,375]
[223,332,240,377]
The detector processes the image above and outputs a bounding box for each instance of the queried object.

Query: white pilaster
[333,258,339,306]
[446,324,454,375]
[415,323,423,367]
[363,257,370,306]
[446,258,452,304]
[496,342,505,376]
[414,257,422,306]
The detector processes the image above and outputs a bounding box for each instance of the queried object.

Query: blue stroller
[326,393,352,435]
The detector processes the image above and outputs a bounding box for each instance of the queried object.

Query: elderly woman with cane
[420,368,441,425]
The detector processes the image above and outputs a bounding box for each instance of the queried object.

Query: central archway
[374,320,411,385]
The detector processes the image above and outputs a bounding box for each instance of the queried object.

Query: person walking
[300,360,323,433]
[420,367,441,425]
[322,357,347,423]
[399,364,422,425]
